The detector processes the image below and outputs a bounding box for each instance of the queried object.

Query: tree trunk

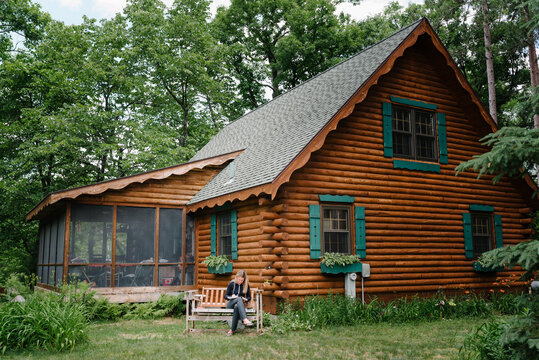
[524,6,539,128]
[481,0,497,124]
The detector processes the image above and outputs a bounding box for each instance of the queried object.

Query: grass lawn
[4,317,487,360]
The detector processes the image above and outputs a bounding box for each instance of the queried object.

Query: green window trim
[318,194,354,203]
[310,198,367,260]
[210,214,217,256]
[231,210,238,260]
[355,206,366,258]
[462,208,503,259]
[469,204,494,212]
[383,100,448,167]
[393,159,440,173]
[437,112,448,164]
[383,102,393,157]
[309,205,322,259]
[494,214,503,249]
[390,96,437,110]
[210,210,238,259]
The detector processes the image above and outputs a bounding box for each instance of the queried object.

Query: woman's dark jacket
[224,280,251,302]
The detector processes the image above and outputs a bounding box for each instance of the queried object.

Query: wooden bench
[185,287,263,333]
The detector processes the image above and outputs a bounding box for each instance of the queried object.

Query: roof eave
[26,150,243,221]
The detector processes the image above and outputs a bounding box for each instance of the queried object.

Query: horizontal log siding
[277,41,532,298]
[197,199,277,292]
[76,167,223,207]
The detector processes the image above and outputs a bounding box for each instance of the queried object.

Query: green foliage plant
[270,291,507,334]
[202,254,230,270]
[321,252,361,267]
[0,288,88,353]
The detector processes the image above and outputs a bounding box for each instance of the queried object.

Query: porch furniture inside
[185,287,263,334]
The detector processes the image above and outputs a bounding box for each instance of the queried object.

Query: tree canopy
[0,0,537,282]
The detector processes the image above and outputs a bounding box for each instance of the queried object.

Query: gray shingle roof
[188,20,422,205]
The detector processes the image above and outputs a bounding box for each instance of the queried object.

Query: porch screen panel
[38,225,45,265]
[116,265,153,287]
[56,212,65,265]
[49,218,57,264]
[43,223,50,266]
[70,204,113,264]
[55,266,63,285]
[185,264,195,286]
[159,265,181,286]
[68,265,111,287]
[158,208,182,263]
[185,214,195,263]
[48,266,55,286]
[37,266,43,283]
[116,206,155,264]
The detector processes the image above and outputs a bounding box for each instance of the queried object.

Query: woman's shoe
[243,319,254,326]
[226,330,234,336]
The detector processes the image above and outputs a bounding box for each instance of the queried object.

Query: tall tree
[480,0,498,123]
[213,0,366,107]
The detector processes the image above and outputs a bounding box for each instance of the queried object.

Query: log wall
[76,166,223,207]
[273,37,534,300]
[196,197,288,311]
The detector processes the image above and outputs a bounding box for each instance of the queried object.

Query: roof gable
[189,19,437,209]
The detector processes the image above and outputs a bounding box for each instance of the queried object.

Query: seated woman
[224,270,253,336]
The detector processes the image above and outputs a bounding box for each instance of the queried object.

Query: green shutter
[494,215,503,249]
[355,206,366,258]
[231,210,238,259]
[309,205,321,259]
[382,102,393,157]
[210,214,216,256]
[462,213,473,258]
[437,113,448,164]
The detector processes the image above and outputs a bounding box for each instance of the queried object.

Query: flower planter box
[208,262,233,274]
[320,262,362,274]
[472,261,503,273]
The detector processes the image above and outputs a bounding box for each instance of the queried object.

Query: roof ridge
[220,18,423,130]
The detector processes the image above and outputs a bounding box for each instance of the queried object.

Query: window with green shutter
[382,96,447,172]
[462,205,503,258]
[309,195,367,259]
[210,210,238,259]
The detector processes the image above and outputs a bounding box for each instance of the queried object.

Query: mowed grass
[4,317,486,360]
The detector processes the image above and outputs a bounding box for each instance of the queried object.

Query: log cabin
[27,18,537,311]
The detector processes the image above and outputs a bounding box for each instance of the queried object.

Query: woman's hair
[235,269,249,291]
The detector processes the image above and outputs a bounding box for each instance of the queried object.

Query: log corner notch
[258,196,289,300]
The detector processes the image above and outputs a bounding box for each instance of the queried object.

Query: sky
[34,0,424,25]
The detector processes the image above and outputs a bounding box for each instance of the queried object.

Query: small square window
[471,213,493,257]
[322,206,351,254]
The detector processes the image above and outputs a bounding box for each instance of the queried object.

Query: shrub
[270,292,518,334]
[0,291,88,353]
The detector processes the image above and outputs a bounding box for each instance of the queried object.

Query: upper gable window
[392,106,437,162]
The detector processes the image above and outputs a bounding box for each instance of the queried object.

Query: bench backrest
[200,287,257,309]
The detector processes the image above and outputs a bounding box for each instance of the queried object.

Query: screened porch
[36,202,195,290]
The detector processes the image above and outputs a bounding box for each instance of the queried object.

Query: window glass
[159,265,181,286]
[70,204,113,264]
[49,218,57,264]
[218,213,232,257]
[116,265,153,287]
[185,214,195,262]
[158,208,182,263]
[392,106,437,161]
[57,212,65,265]
[472,213,492,257]
[116,206,155,263]
[322,207,350,254]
